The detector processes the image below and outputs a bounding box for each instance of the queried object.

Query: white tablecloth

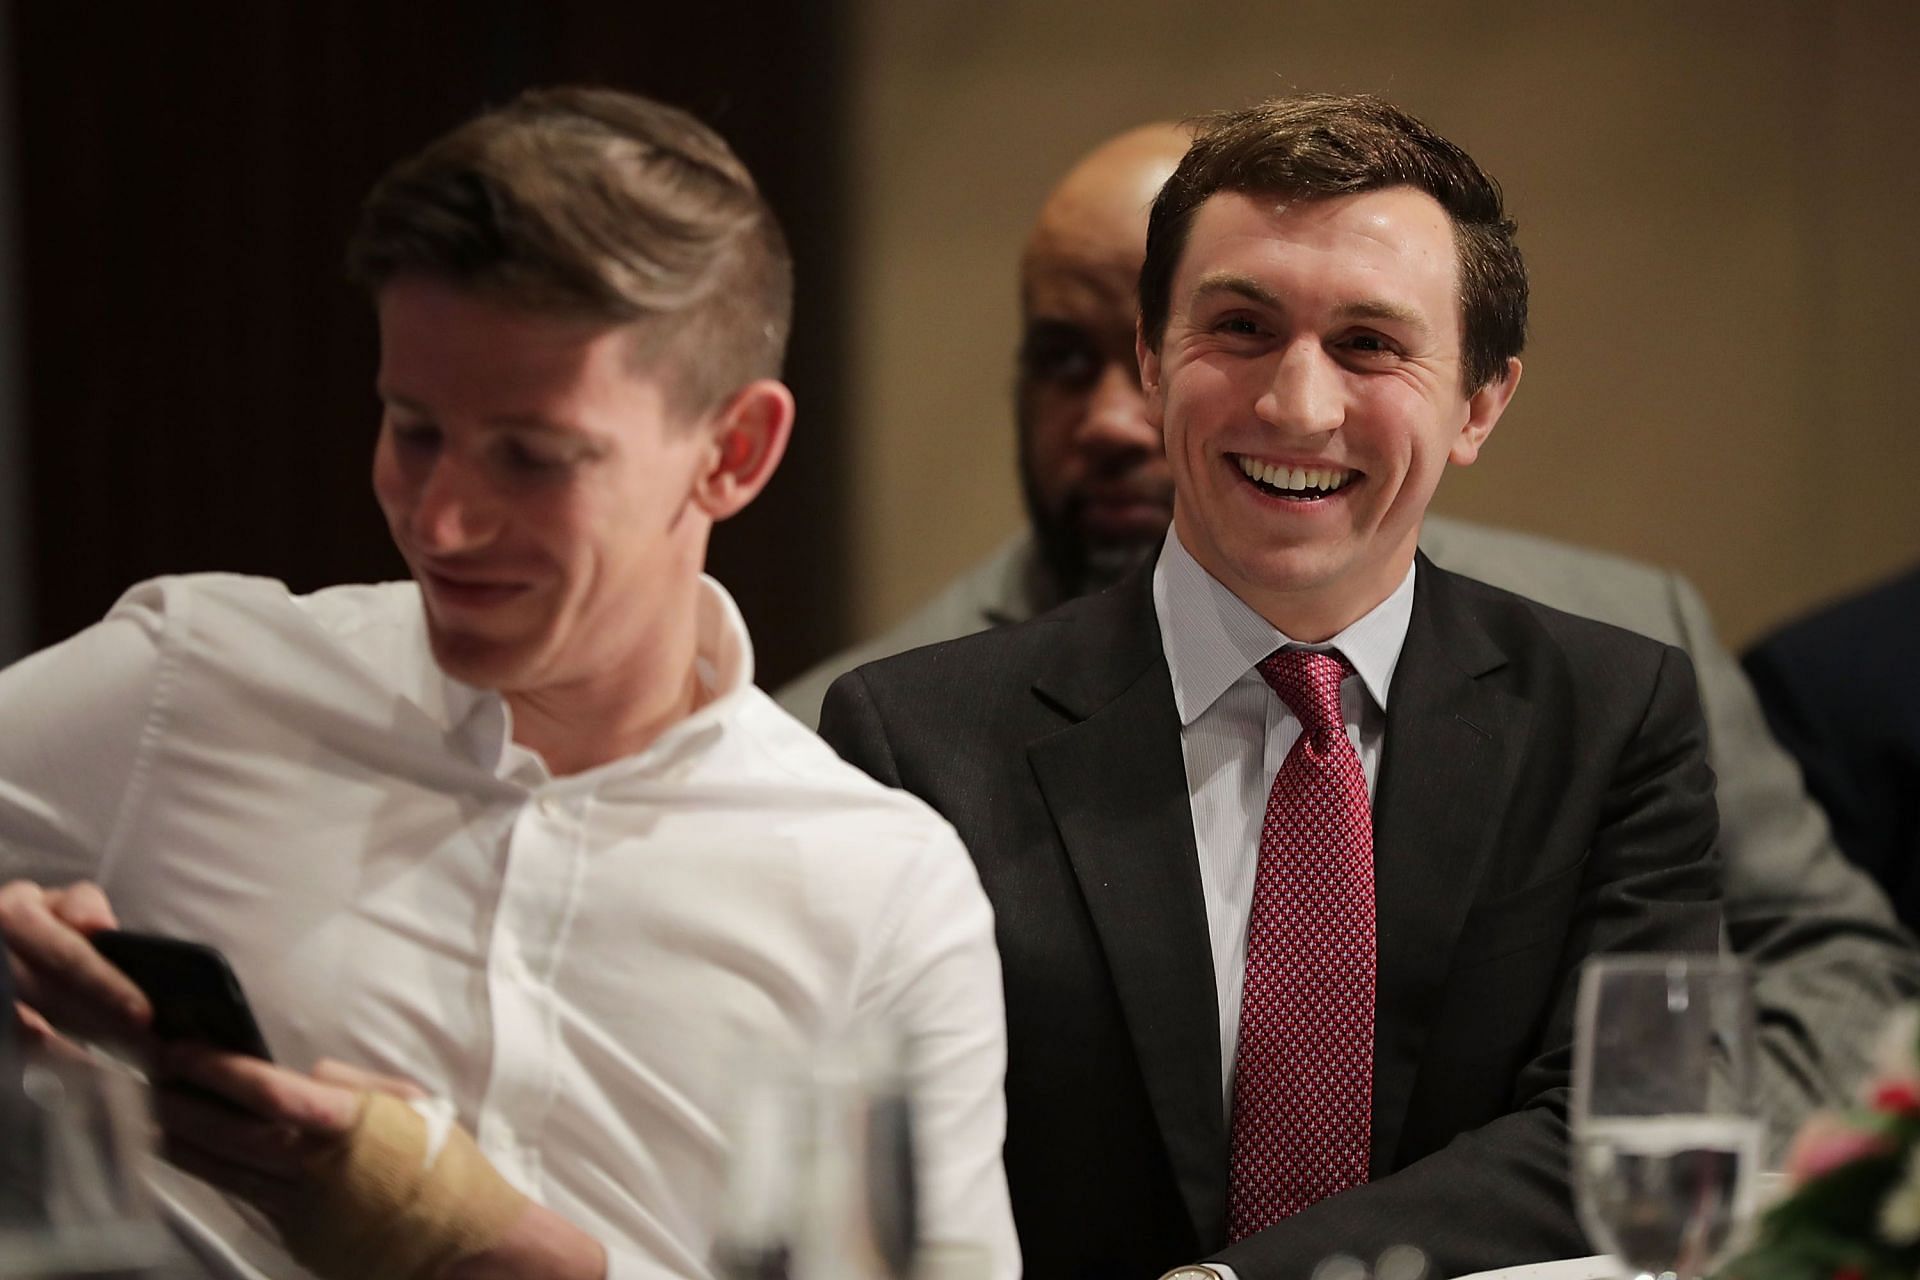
[1454,1257,1628,1280]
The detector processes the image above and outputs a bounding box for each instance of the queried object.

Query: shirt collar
[437,573,757,777]
[1152,528,1417,728]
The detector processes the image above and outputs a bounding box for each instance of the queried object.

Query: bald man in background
[780,123,1919,1146]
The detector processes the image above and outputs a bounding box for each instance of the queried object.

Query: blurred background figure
[781,119,1919,1147]
[781,123,1184,716]
[1745,565,1920,931]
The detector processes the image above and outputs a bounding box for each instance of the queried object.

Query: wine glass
[711,1035,920,1280]
[1572,954,1762,1280]
[0,1047,183,1278]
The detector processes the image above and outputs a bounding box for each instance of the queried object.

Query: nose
[1075,359,1159,457]
[1255,341,1344,437]
[407,451,499,553]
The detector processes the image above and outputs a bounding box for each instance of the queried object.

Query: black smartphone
[90,930,274,1061]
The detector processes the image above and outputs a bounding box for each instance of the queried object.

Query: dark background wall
[5,0,849,685]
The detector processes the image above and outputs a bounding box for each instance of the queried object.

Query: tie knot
[1256,648,1352,737]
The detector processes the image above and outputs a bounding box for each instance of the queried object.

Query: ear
[1136,322,1166,430]
[693,378,795,521]
[1449,356,1521,467]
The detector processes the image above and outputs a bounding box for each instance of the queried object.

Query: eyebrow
[1191,272,1286,311]
[1189,271,1434,338]
[377,390,573,434]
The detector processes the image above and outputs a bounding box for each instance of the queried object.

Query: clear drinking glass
[711,1036,920,1280]
[0,1048,181,1278]
[1571,954,1762,1280]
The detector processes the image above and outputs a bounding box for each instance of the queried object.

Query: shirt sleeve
[601,1244,698,1280]
[0,583,172,887]
[854,822,1021,1280]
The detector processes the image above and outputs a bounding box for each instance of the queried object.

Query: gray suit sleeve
[1667,572,1920,1146]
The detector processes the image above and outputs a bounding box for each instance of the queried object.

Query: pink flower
[1782,1111,1895,1186]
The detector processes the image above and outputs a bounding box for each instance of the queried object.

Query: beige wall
[843,0,1920,648]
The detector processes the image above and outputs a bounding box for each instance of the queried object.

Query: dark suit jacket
[1744,566,1920,930]
[820,556,1722,1280]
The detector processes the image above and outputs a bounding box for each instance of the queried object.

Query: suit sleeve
[1212,642,1723,1280]
[1664,575,1920,1148]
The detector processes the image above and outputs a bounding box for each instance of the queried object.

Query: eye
[498,437,570,476]
[1019,322,1103,389]
[1336,331,1401,362]
[388,419,442,454]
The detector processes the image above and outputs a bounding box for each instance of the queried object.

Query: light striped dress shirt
[1150,531,1418,1113]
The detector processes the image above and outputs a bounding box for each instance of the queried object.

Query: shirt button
[537,795,562,819]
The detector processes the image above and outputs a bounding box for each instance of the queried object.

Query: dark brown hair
[347,86,792,414]
[1139,94,1526,392]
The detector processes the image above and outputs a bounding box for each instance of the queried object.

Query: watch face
[1159,1268,1221,1280]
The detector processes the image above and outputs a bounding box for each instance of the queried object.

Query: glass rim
[1580,952,1751,979]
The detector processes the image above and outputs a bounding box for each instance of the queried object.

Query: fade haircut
[1139,94,1526,393]
[347,86,793,416]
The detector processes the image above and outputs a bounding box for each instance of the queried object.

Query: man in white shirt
[820,95,1721,1278]
[0,87,1017,1280]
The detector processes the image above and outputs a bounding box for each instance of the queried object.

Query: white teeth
[1237,456,1353,494]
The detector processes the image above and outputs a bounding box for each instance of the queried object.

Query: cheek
[1021,396,1083,490]
[369,442,408,518]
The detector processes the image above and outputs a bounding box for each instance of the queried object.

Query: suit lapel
[1025,574,1229,1247]
[1368,556,1532,1172]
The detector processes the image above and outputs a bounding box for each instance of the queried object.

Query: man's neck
[501,584,714,777]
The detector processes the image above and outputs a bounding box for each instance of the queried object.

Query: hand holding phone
[89,930,273,1061]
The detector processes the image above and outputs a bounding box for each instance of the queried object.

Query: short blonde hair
[347,86,792,414]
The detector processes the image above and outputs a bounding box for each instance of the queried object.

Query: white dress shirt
[1151,532,1417,1113]
[0,572,1018,1280]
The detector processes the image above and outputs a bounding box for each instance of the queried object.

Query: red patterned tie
[1228,647,1376,1241]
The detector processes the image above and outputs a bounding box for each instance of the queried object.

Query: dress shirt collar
[435,573,756,781]
[1152,528,1417,728]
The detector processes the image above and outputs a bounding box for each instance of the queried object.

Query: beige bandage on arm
[279,1092,531,1280]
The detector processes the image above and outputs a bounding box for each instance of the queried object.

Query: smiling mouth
[1232,455,1359,502]
[421,568,530,608]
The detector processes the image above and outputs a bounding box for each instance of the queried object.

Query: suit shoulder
[1421,517,1696,644]
[1436,565,1683,679]
[838,587,1098,701]
[1751,565,1920,661]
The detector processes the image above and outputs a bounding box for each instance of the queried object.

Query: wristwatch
[1158,1267,1227,1280]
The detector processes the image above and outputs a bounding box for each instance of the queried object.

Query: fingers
[0,879,150,1038]
[154,1083,328,1179]
[162,1134,301,1220]
[11,1000,99,1067]
[158,1045,362,1136]
[45,881,121,932]
[312,1057,428,1101]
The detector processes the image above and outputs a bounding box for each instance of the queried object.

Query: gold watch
[1159,1267,1227,1280]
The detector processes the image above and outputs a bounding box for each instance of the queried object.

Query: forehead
[375,276,639,411]
[1175,187,1461,326]
[1022,222,1141,331]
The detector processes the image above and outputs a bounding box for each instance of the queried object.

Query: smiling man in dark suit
[820,95,1722,1280]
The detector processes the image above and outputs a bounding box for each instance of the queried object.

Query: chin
[423,626,537,690]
